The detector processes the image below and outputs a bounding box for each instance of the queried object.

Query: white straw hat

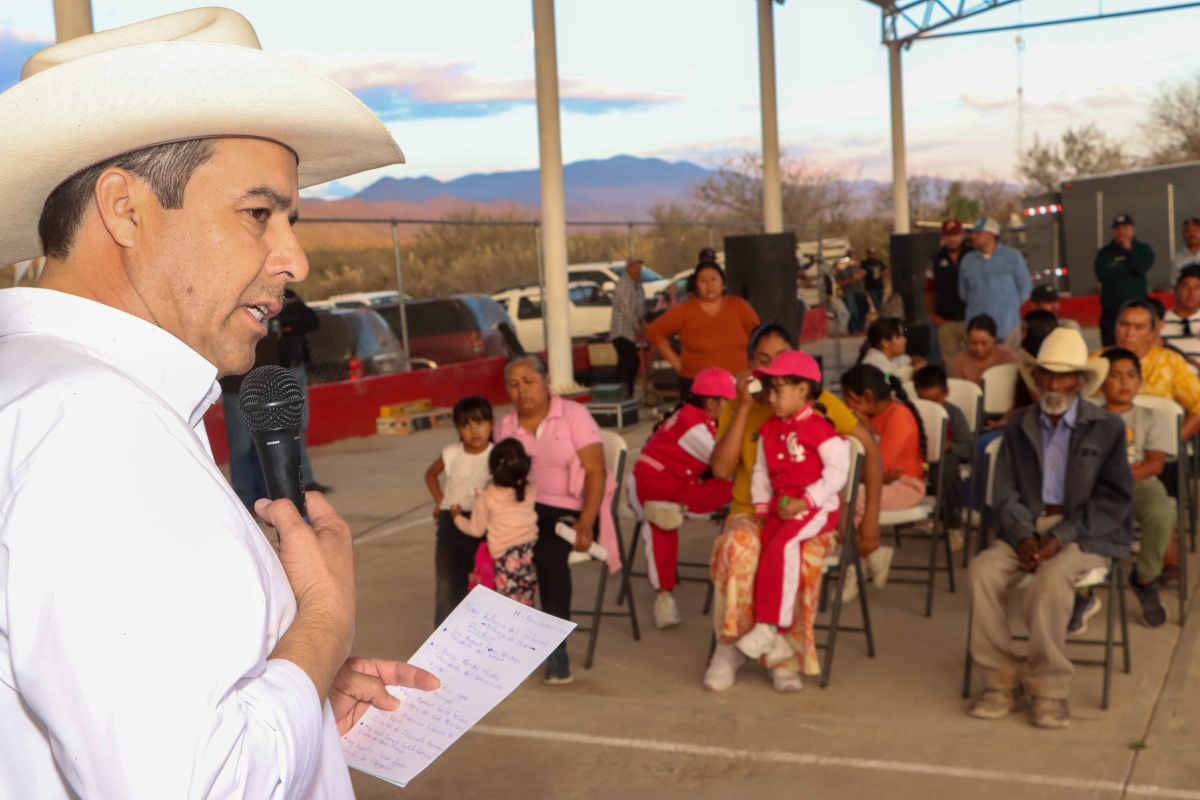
[1018,327,1109,398]
[0,7,403,264]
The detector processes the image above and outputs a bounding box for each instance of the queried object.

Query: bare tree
[693,152,854,230]
[1018,124,1127,192]
[1144,74,1200,165]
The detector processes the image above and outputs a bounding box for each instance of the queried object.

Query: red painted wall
[206,346,591,465]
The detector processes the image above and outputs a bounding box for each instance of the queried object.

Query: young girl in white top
[858,317,922,380]
[424,395,494,625]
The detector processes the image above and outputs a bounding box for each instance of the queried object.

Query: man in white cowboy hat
[0,9,439,798]
[966,328,1132,729]
[957,216,1032,352]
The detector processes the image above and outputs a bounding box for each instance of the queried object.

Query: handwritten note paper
[341,586,576,787]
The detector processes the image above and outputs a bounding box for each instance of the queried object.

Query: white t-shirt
[0,288,352,798]
[441,441,493,510]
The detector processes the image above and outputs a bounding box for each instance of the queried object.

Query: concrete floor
[292,406,1200,800]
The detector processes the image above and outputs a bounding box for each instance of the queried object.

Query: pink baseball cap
[690,367,737,399]
[754,350,821,382]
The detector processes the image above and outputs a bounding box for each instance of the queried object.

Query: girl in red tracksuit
[631,367,736,629]
[736,350,850,664]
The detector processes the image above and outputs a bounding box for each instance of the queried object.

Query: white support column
[53,0,93,42]
[757,0,784,234]
[531,0,578,393]
[888,41,910,235]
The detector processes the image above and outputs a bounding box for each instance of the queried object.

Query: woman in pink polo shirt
[494,354,608,685]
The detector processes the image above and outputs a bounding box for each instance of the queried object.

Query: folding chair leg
[584,567,607,669]
[1118,562,1131,674]
[617,522,642,606]
[944,526,957,594]
[924,525,937,618]
[624,560,641,642]
[820,568,844,689]
[702,580,714,615]
[1180,525,1189,627]
[856,552,876,658]
[1102,564,1116,710]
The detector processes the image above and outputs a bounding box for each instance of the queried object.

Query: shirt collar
[1038,394,1080,433]
[0,288,220,427]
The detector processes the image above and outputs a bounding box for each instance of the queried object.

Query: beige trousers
[937,320,966,367]
[968,539,1107,699]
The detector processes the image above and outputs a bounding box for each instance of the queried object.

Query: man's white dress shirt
[0,289,352,798]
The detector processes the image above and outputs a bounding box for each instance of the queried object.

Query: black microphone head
[239,365,305,432]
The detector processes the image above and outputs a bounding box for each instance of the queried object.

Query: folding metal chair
[962,560,1131,710]
[619,474,719,614]
[970,437,1004,557]
[884,398,952,617]
[568,430,640,668]
[813,438,875,687]
[1131,395,1190,625]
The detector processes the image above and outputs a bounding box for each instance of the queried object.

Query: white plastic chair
[981,363,1020,417]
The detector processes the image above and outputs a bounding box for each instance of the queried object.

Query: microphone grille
[238,365,305,432]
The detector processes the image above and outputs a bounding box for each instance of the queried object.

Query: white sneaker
[644,501,683,530]
[841,564,860,603]
[948,528,965,553]
[865,545,895,590]
[764,632,795,667]
[703,643,746,691]
[653,593,681,629]
[771,666,804,692]
[735,622,778,659]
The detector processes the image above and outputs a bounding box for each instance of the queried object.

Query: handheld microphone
[239,365,308,518]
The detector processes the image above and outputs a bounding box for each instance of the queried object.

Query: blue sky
[3,1,1197,195]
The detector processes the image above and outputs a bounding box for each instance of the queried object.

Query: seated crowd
[422,251,1188,730]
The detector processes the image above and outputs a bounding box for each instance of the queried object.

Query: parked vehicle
[566,261,668,299]
[376,295,522,368]
[306,308,406,383]
[491,281,613,352]
[310,290,407,310]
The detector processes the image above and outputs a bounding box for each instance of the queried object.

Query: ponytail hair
[858,317,905,364]
[840,363,927,465]
[489,438,533,502]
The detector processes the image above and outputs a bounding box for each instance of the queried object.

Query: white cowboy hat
[0,7,403,264]
[1017,327,1109,399]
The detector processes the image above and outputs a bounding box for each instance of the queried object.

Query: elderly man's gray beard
[1038,390,1075,416]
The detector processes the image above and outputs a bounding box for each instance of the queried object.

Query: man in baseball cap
[958,217,1032,351]
[1095,213,1155,346]
[925,219,971,365]
[0,9,437,797]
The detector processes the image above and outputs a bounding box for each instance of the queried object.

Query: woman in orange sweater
[646,263,760,396]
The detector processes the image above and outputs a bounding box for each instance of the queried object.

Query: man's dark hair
[452,395,493,428]
[38,139,216,259]
[1102,346,1142,377]
[1178,264,1200,285]
[966,313,998,338]
[1021,309,1059,357]
[1118,297,1162,324]
[913,363,948,392]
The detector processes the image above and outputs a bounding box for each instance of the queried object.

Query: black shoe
[1067,593,1101,635]
[1129,569,1167,628]
[304,482,334,494]
[543,650,573,685]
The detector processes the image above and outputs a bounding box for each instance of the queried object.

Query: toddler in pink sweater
[453,438,539,606]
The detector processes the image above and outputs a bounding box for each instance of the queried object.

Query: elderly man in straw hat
[966,328,1132,729]
[0,9,440,797]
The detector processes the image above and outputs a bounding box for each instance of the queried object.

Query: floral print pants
[710,513,835,677]
[494,541,537,607]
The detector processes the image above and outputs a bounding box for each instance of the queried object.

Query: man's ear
[93,167,147,249]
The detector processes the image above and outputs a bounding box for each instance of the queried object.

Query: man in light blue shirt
[1037,394,1078,506]
[958,217,1033,350]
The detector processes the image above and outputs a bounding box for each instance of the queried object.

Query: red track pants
[753,505,838,629]
[632,462,732,591]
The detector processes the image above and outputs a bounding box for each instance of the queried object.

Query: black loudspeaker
[723,233,801,340]
[889,232,941,324]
